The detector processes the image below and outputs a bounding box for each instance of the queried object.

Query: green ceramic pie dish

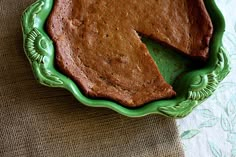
[21,0,230,118]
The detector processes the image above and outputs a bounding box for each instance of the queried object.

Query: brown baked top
[47,0,213,107]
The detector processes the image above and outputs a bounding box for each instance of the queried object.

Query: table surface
[177,0,236,156]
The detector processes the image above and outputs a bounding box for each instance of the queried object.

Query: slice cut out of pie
[46,0,213,107]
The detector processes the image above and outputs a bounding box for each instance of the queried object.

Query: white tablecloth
[177,0,236,156]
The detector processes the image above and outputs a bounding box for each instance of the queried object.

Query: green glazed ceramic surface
[21,0,230,118]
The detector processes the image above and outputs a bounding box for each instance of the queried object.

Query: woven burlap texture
[0,0,184,156]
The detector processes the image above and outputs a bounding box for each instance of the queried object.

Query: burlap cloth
[0,0,184,156]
